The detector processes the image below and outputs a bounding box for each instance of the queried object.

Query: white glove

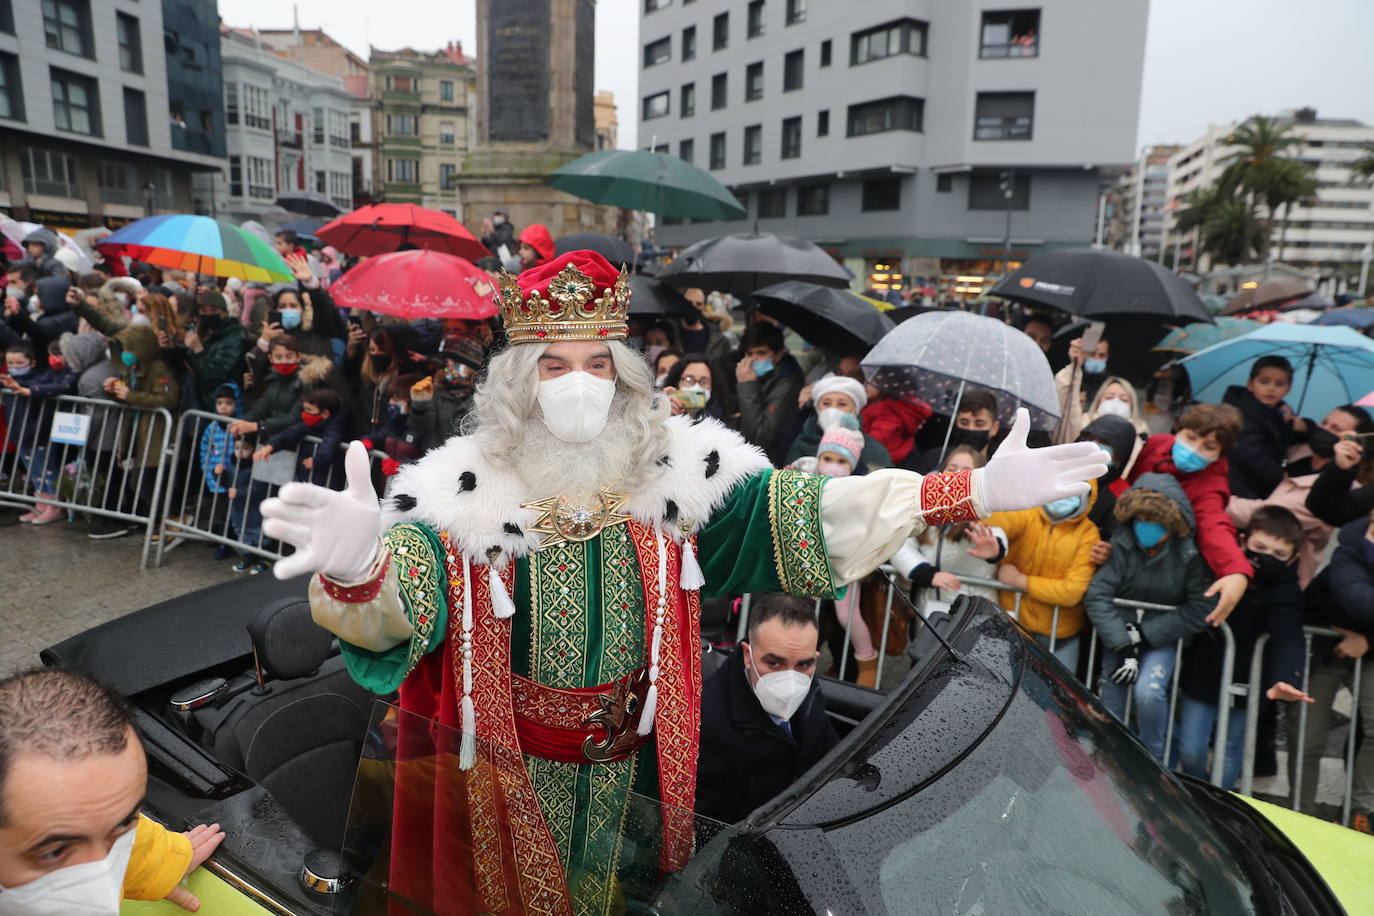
[1110,653,1140,685]
[976,408,1108,515]
[261,440,381,581]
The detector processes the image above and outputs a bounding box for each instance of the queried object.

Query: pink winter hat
[817,427,863,466]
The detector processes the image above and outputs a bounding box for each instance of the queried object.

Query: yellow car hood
[1237,795,1374,912]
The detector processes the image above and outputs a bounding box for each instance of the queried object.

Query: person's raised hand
[184,329,204,353]
[262,440,382,581]
[932,571,962,592]
[1266,681,1315,703]
[965,522,1001,559]
[285,252,313,283]
[1333,438,1363,470]
[4,295,20,317]
[1203,572,1249,626]
[163,822,226,911]
[977,408,1108,514]
[797,384,814,408]
[735,356,757,383]
[1067,337,1084,365]
[1089,540,1112,566]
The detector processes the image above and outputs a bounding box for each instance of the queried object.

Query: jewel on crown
[496,262,631,343]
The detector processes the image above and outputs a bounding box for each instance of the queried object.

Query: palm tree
[1172,186,1226,270]
[1201,198,1266,267]
[1219,116,1305,262]
[1352,145,1374,184]
[1261,158,1321,264]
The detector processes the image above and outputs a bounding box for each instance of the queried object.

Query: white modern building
[637,0,1148,297]
[1164,108,1374,285]
[1108,144,1180,260]
[0,0,225,230]
[200,26,354,224]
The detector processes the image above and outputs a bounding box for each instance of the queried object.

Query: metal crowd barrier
[154,408,389,566]
[0,392,174,568]
[1239,626,1362,827]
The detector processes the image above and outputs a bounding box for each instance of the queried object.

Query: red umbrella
[329,249,498,320]
[316,203,489,260]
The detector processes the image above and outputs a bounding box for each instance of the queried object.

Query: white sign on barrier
[49,411,90,446]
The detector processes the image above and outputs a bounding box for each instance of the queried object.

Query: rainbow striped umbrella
[97,214,292,282]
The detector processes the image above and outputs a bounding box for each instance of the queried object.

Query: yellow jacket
[123,816,192,902]
[984,481,1101,639]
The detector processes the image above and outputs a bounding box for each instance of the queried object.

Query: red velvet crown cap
[517,250,622,299]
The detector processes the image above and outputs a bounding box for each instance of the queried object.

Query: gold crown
[496,263,630,343]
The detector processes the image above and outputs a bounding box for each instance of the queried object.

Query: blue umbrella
[1315,307,1374,329]
[1154,317,1262,355]
[1177,323,1374,416]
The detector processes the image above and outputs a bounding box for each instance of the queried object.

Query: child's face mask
[817,457,852,478]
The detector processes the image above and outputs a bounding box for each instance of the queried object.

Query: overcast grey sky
[222,0,1374,152]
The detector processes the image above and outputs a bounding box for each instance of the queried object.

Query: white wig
[466,339,672,490]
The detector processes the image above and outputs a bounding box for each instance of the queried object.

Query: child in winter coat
[1223,355,1302,500]
[408,337,482,451]
[360,375,425,470]
[1177,506,1310,789]
[253,386,350,488]
[2,342,77,523]
[1085,473,1216,761]
[1130,402,1251,624]
[198,383,241,496]
[226,433,269,573]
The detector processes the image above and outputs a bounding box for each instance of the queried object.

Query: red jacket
[861,398,931,465]
[1129,434,1250,580]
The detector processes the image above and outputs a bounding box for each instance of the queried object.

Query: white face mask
[654,373,668,388]
[746,645,813,721]
[536,371,616,444]
[817,459,852,478]
[816,407,852,432]
[1096,397,1131,419]
[0,827,135,916]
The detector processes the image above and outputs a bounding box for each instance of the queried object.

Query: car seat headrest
[247,597,333,681]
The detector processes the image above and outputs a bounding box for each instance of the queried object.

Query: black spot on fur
[458,471,477,492]
[704,450,720,479]
[689,414,705,426]
[656,455,672,467]
[486,546,502,563]
[503,522,522,536]
[664,500,679,523]
[392,493,417,512]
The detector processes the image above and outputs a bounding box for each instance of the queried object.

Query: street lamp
[1359,243,1373,298]
[1000,169,1015,281]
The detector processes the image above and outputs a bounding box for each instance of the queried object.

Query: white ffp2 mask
[0,827,136,916]
[747,646,813,721]
[537,371,616,444]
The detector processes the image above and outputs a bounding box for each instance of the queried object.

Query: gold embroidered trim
[385,524,443,681]
[766,470,836,598]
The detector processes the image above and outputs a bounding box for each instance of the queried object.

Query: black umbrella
[280,217,325,241]
[753,280,895,355]
[554,233,638,269]
[657,232,850,296]
[989,248,1212,324]
[627,274,696,318]
[275,192,342,218]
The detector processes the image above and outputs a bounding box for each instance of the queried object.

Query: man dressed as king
[261,250,1106,915]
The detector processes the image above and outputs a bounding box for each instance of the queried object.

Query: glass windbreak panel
[338,701,774,915]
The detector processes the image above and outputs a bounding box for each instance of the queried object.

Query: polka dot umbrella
[861,309,1061,430]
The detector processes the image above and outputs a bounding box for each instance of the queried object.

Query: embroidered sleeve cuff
[319,543,389,602]
[919,470,981,526]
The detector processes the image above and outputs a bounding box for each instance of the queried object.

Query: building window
[980,9,1040,58]
[313,106,325,145]
[644,35,671,67]
[315,169,327,194]
[709,132,726,170]
[228,155,242,197]
[645,0,670,11]
[682,25,696,60]
[851,18,927,65]
[21,147,80,197]
[862,176,901,211]
[386,113,417,135]
[329,110,350,148]
[820,39,832,67]
[969,170,1030,209]
[781,116,801,159]
[170,34,207,71]
[712,12,728,50]
[0,0,12,34]
[247,156,274,199]
[50,68,98,135]
[786,0,806,24]
[42,0,89,57]
[817,109,829,136]
[747,0,764,38]
[387,158,418,183]
[350,120,361,144]
[642,90,670,120]
[745,62,764,102]
[783,50,804,91]
[116,13,142,74]
[440,163,456,190]
[679,138,694,164]
[384,74,415,92]
[329,171,350,210]
[440,80,454,101]
[973,91,1034,140]
[123,87,148,146]
[224,82,238,124]
[0,52,22,121]
[759,188,786,218]
[680,83,695,117]
[653,143,669,154]
[243,85,270,129]
[438,120,456,145]
[743,124,762,165]
[711,73,727,110]
[798,184,828,215]
[847,96,923,136]
[936,173,953,192]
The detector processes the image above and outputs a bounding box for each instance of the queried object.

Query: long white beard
[507,394,643,496]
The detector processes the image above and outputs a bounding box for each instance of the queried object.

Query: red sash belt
[512,668,651,765]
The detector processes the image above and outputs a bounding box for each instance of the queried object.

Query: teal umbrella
[1153,317,1262,355]
[547,150,746,220]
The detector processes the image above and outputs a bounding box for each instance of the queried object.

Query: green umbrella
[547,150,746,220]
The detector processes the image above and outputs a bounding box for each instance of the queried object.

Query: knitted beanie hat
[818,427,864,466]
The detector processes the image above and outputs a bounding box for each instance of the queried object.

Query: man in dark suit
[696,594,840,824]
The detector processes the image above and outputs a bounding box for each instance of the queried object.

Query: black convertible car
[43,576,1363,915]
